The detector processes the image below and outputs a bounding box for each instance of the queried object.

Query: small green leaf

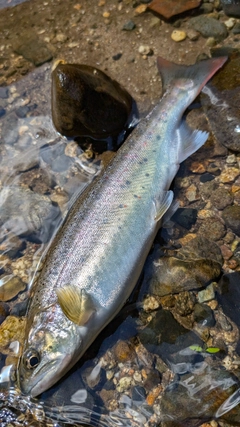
[206,347,220,354]
[189,345,203,352]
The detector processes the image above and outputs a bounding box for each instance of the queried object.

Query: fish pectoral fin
[154,190,174,222]
[56,285,95,326]
[177,120,209,163]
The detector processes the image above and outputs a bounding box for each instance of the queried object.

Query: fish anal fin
[154,190,174,222]
[177,120,209,163]
[56,285,95,326]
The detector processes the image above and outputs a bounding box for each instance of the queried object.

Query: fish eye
[24,349,40,370]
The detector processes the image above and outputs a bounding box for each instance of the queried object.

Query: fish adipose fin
[176,120,209,163]
[154,190,174,222]
[56,285,95,325]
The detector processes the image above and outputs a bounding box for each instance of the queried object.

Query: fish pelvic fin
[156,56,227,96]
[56,285,95,325]
[154,190,174,222]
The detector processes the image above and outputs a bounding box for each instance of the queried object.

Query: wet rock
[178,235,223,265]
[201,55,240,153]
[10,299,28,317]
[19,167,52,195]
[224,17,236,30]
[193,303,216,327]
[200,172,215,183]
[148,0,201,19]
[138,45,154,56]
[15,105,30,119]
[199,2,214,13]
[139,309,203,363]
[160,368,238,423]
[51,62,134,144]
[232,21,240,34]
[131,385,146,402]
[174,291,195,317]
[0,275,26,302]
[198,283,215,303]
[0,233,25,258]
[220,167,240,183]
[188,16,228,42]
[113,340,135,362]
[143,237,222,297]
[147,256,221,297]
[122,20,136,31]
[112,53,122,61]
[172,208,197,230]
[210,187,233,210]
[216,273,240,330]
[0,107,6,118]
[200,180,218,201]
[0,87,9,99]
[186,29,199,41]
[171,30,187,42]
[221,0,240,17]
[222,205,240,236]
[0,316,26,352]
[0,186,61,243]
[2,113,19,145]
[13,33,53,66]
[198,217,226,240]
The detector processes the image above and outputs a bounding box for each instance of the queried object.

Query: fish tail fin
[157,56,227,96]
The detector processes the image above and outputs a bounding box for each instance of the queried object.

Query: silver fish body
[18,56,227,397]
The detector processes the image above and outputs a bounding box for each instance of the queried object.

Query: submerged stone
[143,237,223,297]
[0,186,61,243]
[221,0,240,17]
[51,62,134,145]
[0,275,26,302]
[13,33,53,66]
[188,16,228,42]
[222,205,240,236]
[160,367,238,424]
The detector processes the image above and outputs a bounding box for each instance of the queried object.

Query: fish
[18,55,227,397]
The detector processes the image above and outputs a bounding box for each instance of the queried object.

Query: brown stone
[148,0,201,19]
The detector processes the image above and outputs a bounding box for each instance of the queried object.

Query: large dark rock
[51,62,134,145]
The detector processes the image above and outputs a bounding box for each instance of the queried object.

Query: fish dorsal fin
[56,285,95,325]
[154,190,174,222]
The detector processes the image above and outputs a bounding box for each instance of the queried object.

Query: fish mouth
[20,354,72,398]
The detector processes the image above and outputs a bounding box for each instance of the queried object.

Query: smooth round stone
[51,62,133,141]
[171,30,187,42]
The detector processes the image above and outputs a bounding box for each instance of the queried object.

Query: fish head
[18,305,81,397]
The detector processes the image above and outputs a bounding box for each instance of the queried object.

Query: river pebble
[0,186,60,243]
[0,275,26,302]
[122,20,136,31]
[210,187,233,210]
[193,303,216,327]
[198,283,215,303]
[188,16,228,41]
[220,167,240,183]
[171,30,187,42]
[13,33,53,66]
[222,205,240,236]
[199,217,226,240]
